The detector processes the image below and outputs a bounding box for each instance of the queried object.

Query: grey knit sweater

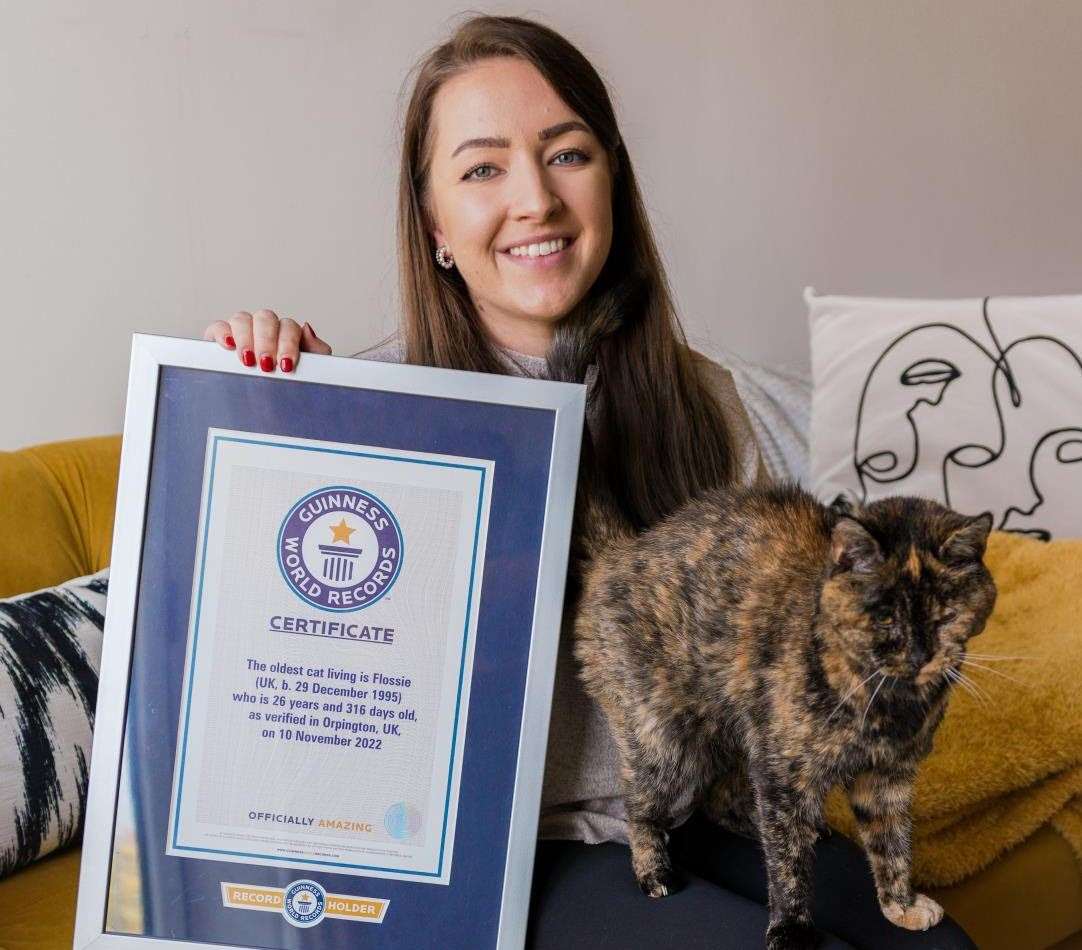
[351,332,765,844]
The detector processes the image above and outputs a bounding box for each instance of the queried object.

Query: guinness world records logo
[282,879,326,928]
[277,485,404,612]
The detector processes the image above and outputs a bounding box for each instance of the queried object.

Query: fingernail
[280,356,294,373]
[242,349,255,367]
[259,354,274,372]
[304,321,313,334]
[225,335,236,349]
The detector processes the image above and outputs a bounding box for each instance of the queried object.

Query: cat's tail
[545,264,648,387]
[545,270,647,566]
[572,482,636,564]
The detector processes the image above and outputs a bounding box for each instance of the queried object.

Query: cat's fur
[545,278,997,948]
[570,482,996,949]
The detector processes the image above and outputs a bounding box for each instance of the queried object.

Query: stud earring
[435,245,454,269]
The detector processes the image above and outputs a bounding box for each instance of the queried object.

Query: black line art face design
[852,299,1082,540]
[1000,428,1082,539]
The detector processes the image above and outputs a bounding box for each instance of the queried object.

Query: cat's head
[820,496,997,687]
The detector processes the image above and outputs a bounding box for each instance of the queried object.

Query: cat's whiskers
[960,658,1029,688]
[943,667,979,704]
[826,668,882,724]
[963,652,1036,662]
[944,666,990,705]
[859,671,888,732]
[951,663,988,691]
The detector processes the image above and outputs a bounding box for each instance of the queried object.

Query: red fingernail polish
[259,354,274,372]
[242,349,255,367]
[225,335,235,349]
[280,356,294,373]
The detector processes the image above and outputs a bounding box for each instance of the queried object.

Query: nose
[509,160,562,221]
[907,639,933,673]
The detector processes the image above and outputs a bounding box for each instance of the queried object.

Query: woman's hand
[202,309,332,372]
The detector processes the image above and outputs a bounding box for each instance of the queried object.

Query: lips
[500,235,575,254]
[499,236,576,269]
[501,242,573,269]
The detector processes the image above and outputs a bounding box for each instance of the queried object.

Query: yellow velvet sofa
[1,434,1080,950]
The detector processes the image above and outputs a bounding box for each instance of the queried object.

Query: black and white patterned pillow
[0,567,108,877]
[808,288,1082,539]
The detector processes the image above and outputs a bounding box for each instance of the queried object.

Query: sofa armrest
[0,434,121,596]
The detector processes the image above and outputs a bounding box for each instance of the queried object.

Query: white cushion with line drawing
[806,287,1082,540]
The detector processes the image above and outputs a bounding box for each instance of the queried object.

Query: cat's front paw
[636,865,681,899]
[766,918,821,950]
[880,893,944,931]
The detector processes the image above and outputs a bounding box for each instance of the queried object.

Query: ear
[940,512,994,563]
[829,492,859,517]
[830,517,883,574]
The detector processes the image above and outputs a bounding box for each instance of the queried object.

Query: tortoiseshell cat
[570,482,996,950]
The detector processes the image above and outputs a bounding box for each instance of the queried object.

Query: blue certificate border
[105,363,561,950]
[168,434,488,878]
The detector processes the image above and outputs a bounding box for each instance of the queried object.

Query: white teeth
[508,237,567,257]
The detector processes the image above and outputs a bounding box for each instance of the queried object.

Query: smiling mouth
[500,236,576,265]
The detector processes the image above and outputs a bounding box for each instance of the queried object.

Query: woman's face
[426,57,614,354]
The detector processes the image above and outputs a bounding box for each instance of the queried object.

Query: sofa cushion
[0,435,120,597]
[0,844,82,949]
[930,824,1082,950]
[0,568,108,878]
[806,288,1082,539]
[714,347,813,487]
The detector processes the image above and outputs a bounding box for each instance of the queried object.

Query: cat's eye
[874,608,894,626]
[939,609,958,625]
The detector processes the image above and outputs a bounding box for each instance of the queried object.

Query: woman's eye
[462,163,499,182]
[552,148,588,166]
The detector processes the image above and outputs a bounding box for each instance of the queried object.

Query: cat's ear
[829,492,859,517]
[830,517,882,574]
[940,512,994,564]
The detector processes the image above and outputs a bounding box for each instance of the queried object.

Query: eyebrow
[451,120,592,158]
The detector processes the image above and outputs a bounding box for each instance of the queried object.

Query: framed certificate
[74,334,585,949]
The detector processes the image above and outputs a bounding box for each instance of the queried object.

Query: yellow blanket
[824,531,1082,887]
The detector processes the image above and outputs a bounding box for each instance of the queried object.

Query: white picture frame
[74,334,585,950]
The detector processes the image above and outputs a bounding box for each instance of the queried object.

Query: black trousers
[526,814,976,950]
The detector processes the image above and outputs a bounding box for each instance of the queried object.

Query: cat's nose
[907,642,933,674]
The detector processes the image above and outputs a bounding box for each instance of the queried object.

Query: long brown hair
[396,13,736,532]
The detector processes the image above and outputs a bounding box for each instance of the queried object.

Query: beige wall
[2,1,1080,449]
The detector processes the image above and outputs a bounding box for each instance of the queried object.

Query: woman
[202,14,974,950]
